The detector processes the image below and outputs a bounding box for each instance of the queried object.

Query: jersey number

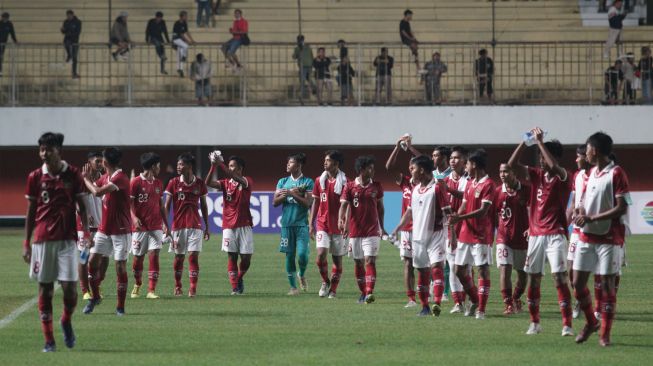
[137,193,149,203]
[500,206,512,220]
[353,197,359,208]
[320,192,327,202]
[177,192,186,201]
[536,188,543,203]
[41,190,50,204]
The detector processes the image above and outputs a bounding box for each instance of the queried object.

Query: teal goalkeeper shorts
[279,226,310,254]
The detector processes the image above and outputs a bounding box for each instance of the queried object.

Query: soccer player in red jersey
[449,149,495,320]
[572,132,630,347]
[508,127,574,336]
[24,132,89,352]
[310,150,348,299]
[392,155,448,317]
[339,155,386,304]
[82,147,132,316]
[165,153,210,297]
[495,163,529,315]
[129,152,170,299]
[205,154,254,295]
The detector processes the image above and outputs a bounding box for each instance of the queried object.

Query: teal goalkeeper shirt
[276,175,315,227]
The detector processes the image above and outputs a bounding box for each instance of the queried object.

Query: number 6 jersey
[165,175,208,230]
[340,178,384,238]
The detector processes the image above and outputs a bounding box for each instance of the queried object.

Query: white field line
[0,284,61,330]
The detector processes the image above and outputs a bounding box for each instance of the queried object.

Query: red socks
[407,289,416,302]
[173,256,184,289]
[462,275,479,304]
[38,291,54,343]
[354,263,366,294]
[513,286,524,302]
[79,265,89,294]
[316,257,330,283]
[574,286,598,326]
[330,265,342,294]
[61,291,77,324]
[88,261,101,300]
[227,256,238,289]
[601,287,616,340]
[365,263,377,295]
[117,271,128,309]
[556,283,573,327]
[431,267,444,305]
[417,270,430,307]
[478,279,490,312]
[132,255,144,286]
[148,251,159,293]
[527,287,541,323]
[188,255,199,292]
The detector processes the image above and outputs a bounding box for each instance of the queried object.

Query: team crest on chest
[371,191,377,198]
[41,182,47,189]
[155,188,161,194]
[193,189,199,195]
[475,189,481,198]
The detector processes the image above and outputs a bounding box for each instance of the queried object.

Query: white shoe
[442,293,450,302]
[287,288,300,296]
[298,274,308,292]
[328,292,337,299]
[594,311,601,320]
[572,302,580,319]
[475,311,485,320]
[465,303,478,317]
[562,326,575,337]
[526,322,542,335]
[404,300,418,308]
[450,303,464,314]
[318,282,329,297]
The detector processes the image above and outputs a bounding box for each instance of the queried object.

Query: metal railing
[0,41,650,106]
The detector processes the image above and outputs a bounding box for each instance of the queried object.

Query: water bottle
[400,133,412,151]
[79,246,90,265]
[523,130,548,146]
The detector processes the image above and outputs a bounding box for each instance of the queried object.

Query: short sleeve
[109,173,123,191]
[340,183,351,202]
[244,177,253,191]
[480,182,494,204]
[129,178,138,198]
[199,179,208,196]
[436,185,447,210]
[25,172,38,200]
[377,183,384,199]
[311,178,320,198]
[165,178,175,195]
[276,178,285,191]
[613,167,630,198]
[305,178,315,194]
[72,170,85,196]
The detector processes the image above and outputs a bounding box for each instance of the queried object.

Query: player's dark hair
[433,145,452,160]
[451,145,468,158]
[586,131,613,157]
[576,144,587,156]
[87,151,102,159]
[140,152,161,170]
[177,152,195,167]
[103,147,122,167]
[544,139,564,159]
[288,153,307,166]
[410,155,434,173]
[229,155,246,170]
[325,150,344,167]
[354,155,375,174]
[468,149,488,170]
[38,132,64,148]
[155,11,163,18]
[404,9,412,16]
[479,49,487,56]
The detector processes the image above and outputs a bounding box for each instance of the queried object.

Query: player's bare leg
[98,255,109,298]
[78,262,90,300]
[455,264,479,317]
[403,258,416,307]
[38,282,56,351]
[328,254,343,298]
[573,270,600,343]
[146,249,160,298]
[553,271,574,336]
[59,280,77,348]
[354,259,366,303]
[115,260,128,315]
[430,261,445,316]
[363,256,377,304]
[316,248,330,297]
[173,254,185,296]
[568,260,579,318]
[188,251,200,297]
[513,269,527,313]
[237,253,251,294]
[526,273,542,334]
[500,263,515,315]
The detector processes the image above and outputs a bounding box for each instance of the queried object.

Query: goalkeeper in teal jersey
[273,153,315,295]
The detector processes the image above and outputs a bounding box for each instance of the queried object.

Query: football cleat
[431,303,442,317]
[417,306,432,317]
[188,288,196,298]
[116,307,125,316]
[42,341,56,353]
[562,326,575,337]
[83,298,101,314]
[328,292,337,299]
[130,285,141,299]
[357,294,366,304]
[441,293,450,302]
[174,287,183,296]
[503,304,514,315]
[475,311,485,320]
[514,298,523,313]
[146,292,160,299]
[575,321,600,344]
[318,282,329,298]
[231,288,239,296]
[298,275,308,292]
[61,321,75,349]
[82,291,92,301]
[599,337,611,347]
[526,322,542,335]
[450,303,464,314]
[287,288,300,296]
[465,303,478,317]
[404,300,418,308]
[364,294,376,304]
[594,311,602,321]
[237,277,245,295]
[572,301,580,319]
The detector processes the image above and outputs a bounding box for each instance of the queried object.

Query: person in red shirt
[82,147,132,316]
[165,153,210,297]
[508,127,574,337]
[129,153,170,299]
[310,150,348,299]
[338,155,386,305]
[221,9,247,70]
[449,149,495,320]
[495,163,529,315]
[205,154,254,295]
[572,132,630,347]
[24,132,89,352]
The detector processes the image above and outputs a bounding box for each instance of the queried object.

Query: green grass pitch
[0,229,651,365]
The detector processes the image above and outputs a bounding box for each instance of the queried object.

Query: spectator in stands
[638,46,652,104]
[621,52,636,104]
[110,12,131,61]
[173,11,195,78]
[146,11,170,75]
[190,53,212,106]
[313,47,333,105]
[196,0,212,28]
[604,59,624,104]
[400,9,419,69]
[475,49,494,103]
[221,9,248,71]
[0,12,18,76]
[293,35,315,100]
[599,0,608,13]
[421,52,447,105]
[373,47,394,105]
[61,10,81,79]
[337,56,356,106]
[211,0,221,27]
[337,39,348,60]
[603,0,626,59]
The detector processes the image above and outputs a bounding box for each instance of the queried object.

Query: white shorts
[399,231,413,259]
[454,242,492,267]
[568,232,580,262]
[573,242,622,275]
[131,230,164,256]
[524,234,568,275]
[91,232,131,261]
[412,230,446,269]
[170,228,203,255]
[222,227,254,254]
[495,244,527,271]
[316,231,347,256]
[348,236,380,260]
[30,241,78,283]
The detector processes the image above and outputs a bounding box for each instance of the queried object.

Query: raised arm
[385,138,405,184]
[507,141,529,180]
[532,127,566,179]
[204,162,223,190]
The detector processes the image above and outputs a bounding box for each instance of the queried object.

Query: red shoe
[575,321,600,344]
[514,299,523,313]
[174,287,183,296]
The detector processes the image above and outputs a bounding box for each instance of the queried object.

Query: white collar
[41,160,69,176]
[140,173,155,183]
[502,181,521,193]
[180,174,196,185]
[289,173,304,182]
[418,178,436,190]
[593,161,616,177]
[355,177,373,187]
[473,175,489,185]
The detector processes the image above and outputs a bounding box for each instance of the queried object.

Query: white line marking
[0,284,61,329]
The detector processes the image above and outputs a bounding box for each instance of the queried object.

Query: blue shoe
[83,298,101,314]
[357,294,366,304]
[61,321,75,349]
[417,306,432,317]
[116,308,125,316]
[237,277,244,295]
[42,341,56,352]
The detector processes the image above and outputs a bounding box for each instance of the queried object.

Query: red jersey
[398,174,416,232]
[443,174,469,238]
[219,177,253,229]
[340,179,384,238]
[458,175,495,245]
[495,182,529,250]
[527,167,572,236]
[312,176,344,235]
[231,18,248,40]
[165,175,208,231]
[130,174,164,232]
[25,162,84,243]
[97,170,132,235]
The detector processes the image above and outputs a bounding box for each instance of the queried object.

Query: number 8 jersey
[165,175,208,230]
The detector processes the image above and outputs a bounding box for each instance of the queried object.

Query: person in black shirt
[604,60,624,104]
[146,11,170,75]
[337,39,348,60]
[172,11,195,78]
[603,0,626,59]
[474,49,494,103]
[399,9,419,69]
[373,47,394,105]
[337,56,356,106]
[638,46,652,104]
[61,10,82,79]
[313,47,332,105]
[0,12,17,76]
